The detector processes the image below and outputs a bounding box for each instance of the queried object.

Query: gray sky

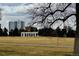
[0,3,32,30]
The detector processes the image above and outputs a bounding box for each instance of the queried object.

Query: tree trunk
[74,3,79,55]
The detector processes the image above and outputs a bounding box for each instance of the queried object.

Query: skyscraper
[17,20,25,30]
[9,20,25,31]
[9,22,15,31]
[14,21,17,28]
[21,21,24,29]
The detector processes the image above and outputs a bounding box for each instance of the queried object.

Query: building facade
[21,32,38,37]
[9,20,25,31]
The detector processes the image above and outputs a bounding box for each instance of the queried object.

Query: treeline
[0,27,8,36]
[38,27,76,37]
[0,27,38,36]
[0,26,76,37]
[9,27,38,36]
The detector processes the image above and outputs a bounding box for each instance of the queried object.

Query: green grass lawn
[0,37,75,56]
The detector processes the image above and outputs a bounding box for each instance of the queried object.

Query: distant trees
[67,26,76,37]
[56,26,67,37]
[38,28,56,36]
[0,27,8,36]
[30,27,38,32]
[0,26,3,36]
[0,25,75,37]
[3,27,8,36]
[38,26,76,37]
[9,27,22,36]
[9,29,14,36]
[13,27,19,36]
[25,26,38,32]
[9,26,38,36]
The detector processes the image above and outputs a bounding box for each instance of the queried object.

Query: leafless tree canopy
[27,3,76,30]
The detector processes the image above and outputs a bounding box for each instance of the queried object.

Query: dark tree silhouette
[67,26,75,37]
[9,29,14,36]
[3,27,8,36]
[31,27,38,32]
[56,27,62,37]
[0,24,3,36]
[13,27,19,36]
[19,28,25,36]
[38,28,56,36]
[0,27,3,36]
[61,27,67,37]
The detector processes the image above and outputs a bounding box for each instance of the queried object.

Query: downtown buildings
[9,20,25,31]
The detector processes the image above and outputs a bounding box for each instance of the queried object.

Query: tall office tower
[9,22,15,31]
[21,21,24,29]
[17,20,25,29]
[9,20,25,31]
[14,21,17,29]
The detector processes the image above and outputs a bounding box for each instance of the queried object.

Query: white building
[21,32,38,37]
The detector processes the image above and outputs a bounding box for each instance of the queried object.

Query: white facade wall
[21,32,38,37]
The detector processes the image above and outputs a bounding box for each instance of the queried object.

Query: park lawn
[0,37,75,56]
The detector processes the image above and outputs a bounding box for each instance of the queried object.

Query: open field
[0,37,75,56]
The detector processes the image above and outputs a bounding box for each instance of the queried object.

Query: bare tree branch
[50,14,76,26]
[27,3,76,29]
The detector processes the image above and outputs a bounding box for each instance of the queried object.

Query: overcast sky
[0,3,33,30]
[0,3,76,31]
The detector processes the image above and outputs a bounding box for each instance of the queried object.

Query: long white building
[21,32,38,37]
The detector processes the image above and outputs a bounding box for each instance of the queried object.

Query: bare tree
[27,3,76,30]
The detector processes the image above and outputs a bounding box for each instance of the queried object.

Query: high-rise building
[21,21,24,29]
[9,22,15,31]
[9,20,25,31]
[17,20,24,30]
[14,21,17,28]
